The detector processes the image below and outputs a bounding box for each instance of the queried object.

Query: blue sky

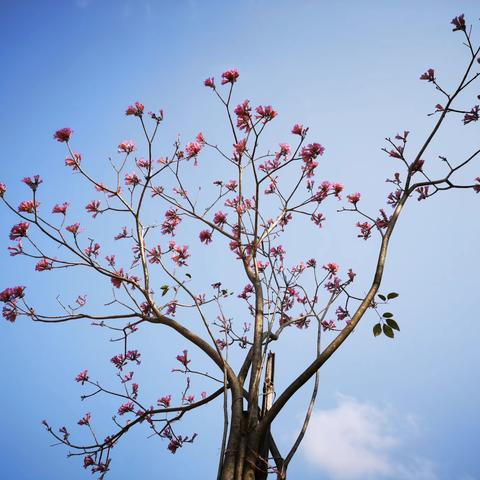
[1,1,479,479]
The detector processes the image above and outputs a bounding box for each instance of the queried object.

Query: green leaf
[373,323,382,337]
[386,319,400,331]
[382,312,393,318]
[383,324,394,338]
[378,294,386,301]
[160,285,169,296]
[387,292,399,300]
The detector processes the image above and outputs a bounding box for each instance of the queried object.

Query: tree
[1,13,479,480]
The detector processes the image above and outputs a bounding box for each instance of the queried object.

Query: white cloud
[302,395,438,480]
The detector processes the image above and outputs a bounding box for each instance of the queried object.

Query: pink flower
[10,222,29,240]
[416,186,429,201]
[111,269,124,289]
[463,105,479,125]
[77,413,91,426]
[196,132,205,144]
[35,258,53,271]
[311,213,326,227]
[347,192,361,204]
[147,245,162,264]
[65,152,81,169]
[233,138,247,156]
[105,255,116,266]
[321,320,336,331]
[162,209,182,235]
[199,230,213,244]
[66,222,80,234]
[118,140,136,153]
[0,286,25,304]
[275,143,291,160]
[136,158,151,169]
[0,182,6,196]
[118,401,135,415]
[451,14,466,32]
[76,295,87,306]
[52,202,69,214]
[84,243,100,258]
[323,262,339,276]
[125,101,144,116]
[185,141,202,158]
[213,211,227,227]
[301,143,325,162]
[18,200,40,213]
[255,105,278,122]
[238,284,254,299]
[114,226,129,240]
[22,175,43,191]
[169,241,190,266]
[347,268,356,282]
[234,100,251,132]
[221,68,239,85]
[75,369,89,384]
[85,200,101,218]
[83,456,94,469]
[204,77,215,88]
[332,183,343,199]
[176,350,190,368]
[225,179,238,191]
[53,128,73,142]
[158,395,172,408]
[420,69,435,82]
[125,172,141,186]
[473,177,480,193]
[292,123,306,136]
[3,304,17,322]
[8,241,23,256]
[356,221,373,240]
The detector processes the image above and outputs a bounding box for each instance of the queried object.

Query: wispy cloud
[302,395,438,480]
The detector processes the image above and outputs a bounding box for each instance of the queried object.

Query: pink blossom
[0,286,25,303]
[52,202,69,214]
[301,143,325,162]
[347,192,361,204]
[185,141,202,158]
[323,262,339,276]
[410,159,424,173]
[307,258,317,268]
[332,183,343,199]
[118,401,135,415]
[35,258,53,271]
[77,412,91,426]
[199,230,213,244]
[196,132,205,144]
[158,395,172,408]
[168,241,190,266]
[225,180,238,191]
[255,105,278,122]
[84,242,100,258]
[65,152,81,169]
[85,200,101,218]
[420,69,435,82]
[53,128,73,142]
[18,200,40,213]
[149,109,164,122]
[463,106,479,125]
[136,158,151,169]
[117,140,136,153]
[22,175,43,191]
[451,14,466,32]
[111,353,126,369]
[125,101,144,116]
[76,295,87,306]
[111,269,124,288]
[125,172,141,186]
[270,245,286,260]
[221,68,239,85]
[473,177,480,193]
[416,186,429,201]
[311,213,326,227]
[8,241,23,257]
[3,304,17,322]
[75,370,89,384]
[176,350,190,368]
[10,222,29,240]
[234,100,251,132]
[204,77,215,88]
[233,138,247,157]
[147,245,162,264]
[114,226,129,240]
[347,268,356,282]
[162,209,182,235]
[105,255,116,266]
[322,320,336,331]
[0,182,6,196]
[292,123,306,136]
[213,211,227,227]
[83,456,94,469]
[66,222,80,234]
[238,284,254,299]
[275,143,291,160]
[356,221,373,240]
